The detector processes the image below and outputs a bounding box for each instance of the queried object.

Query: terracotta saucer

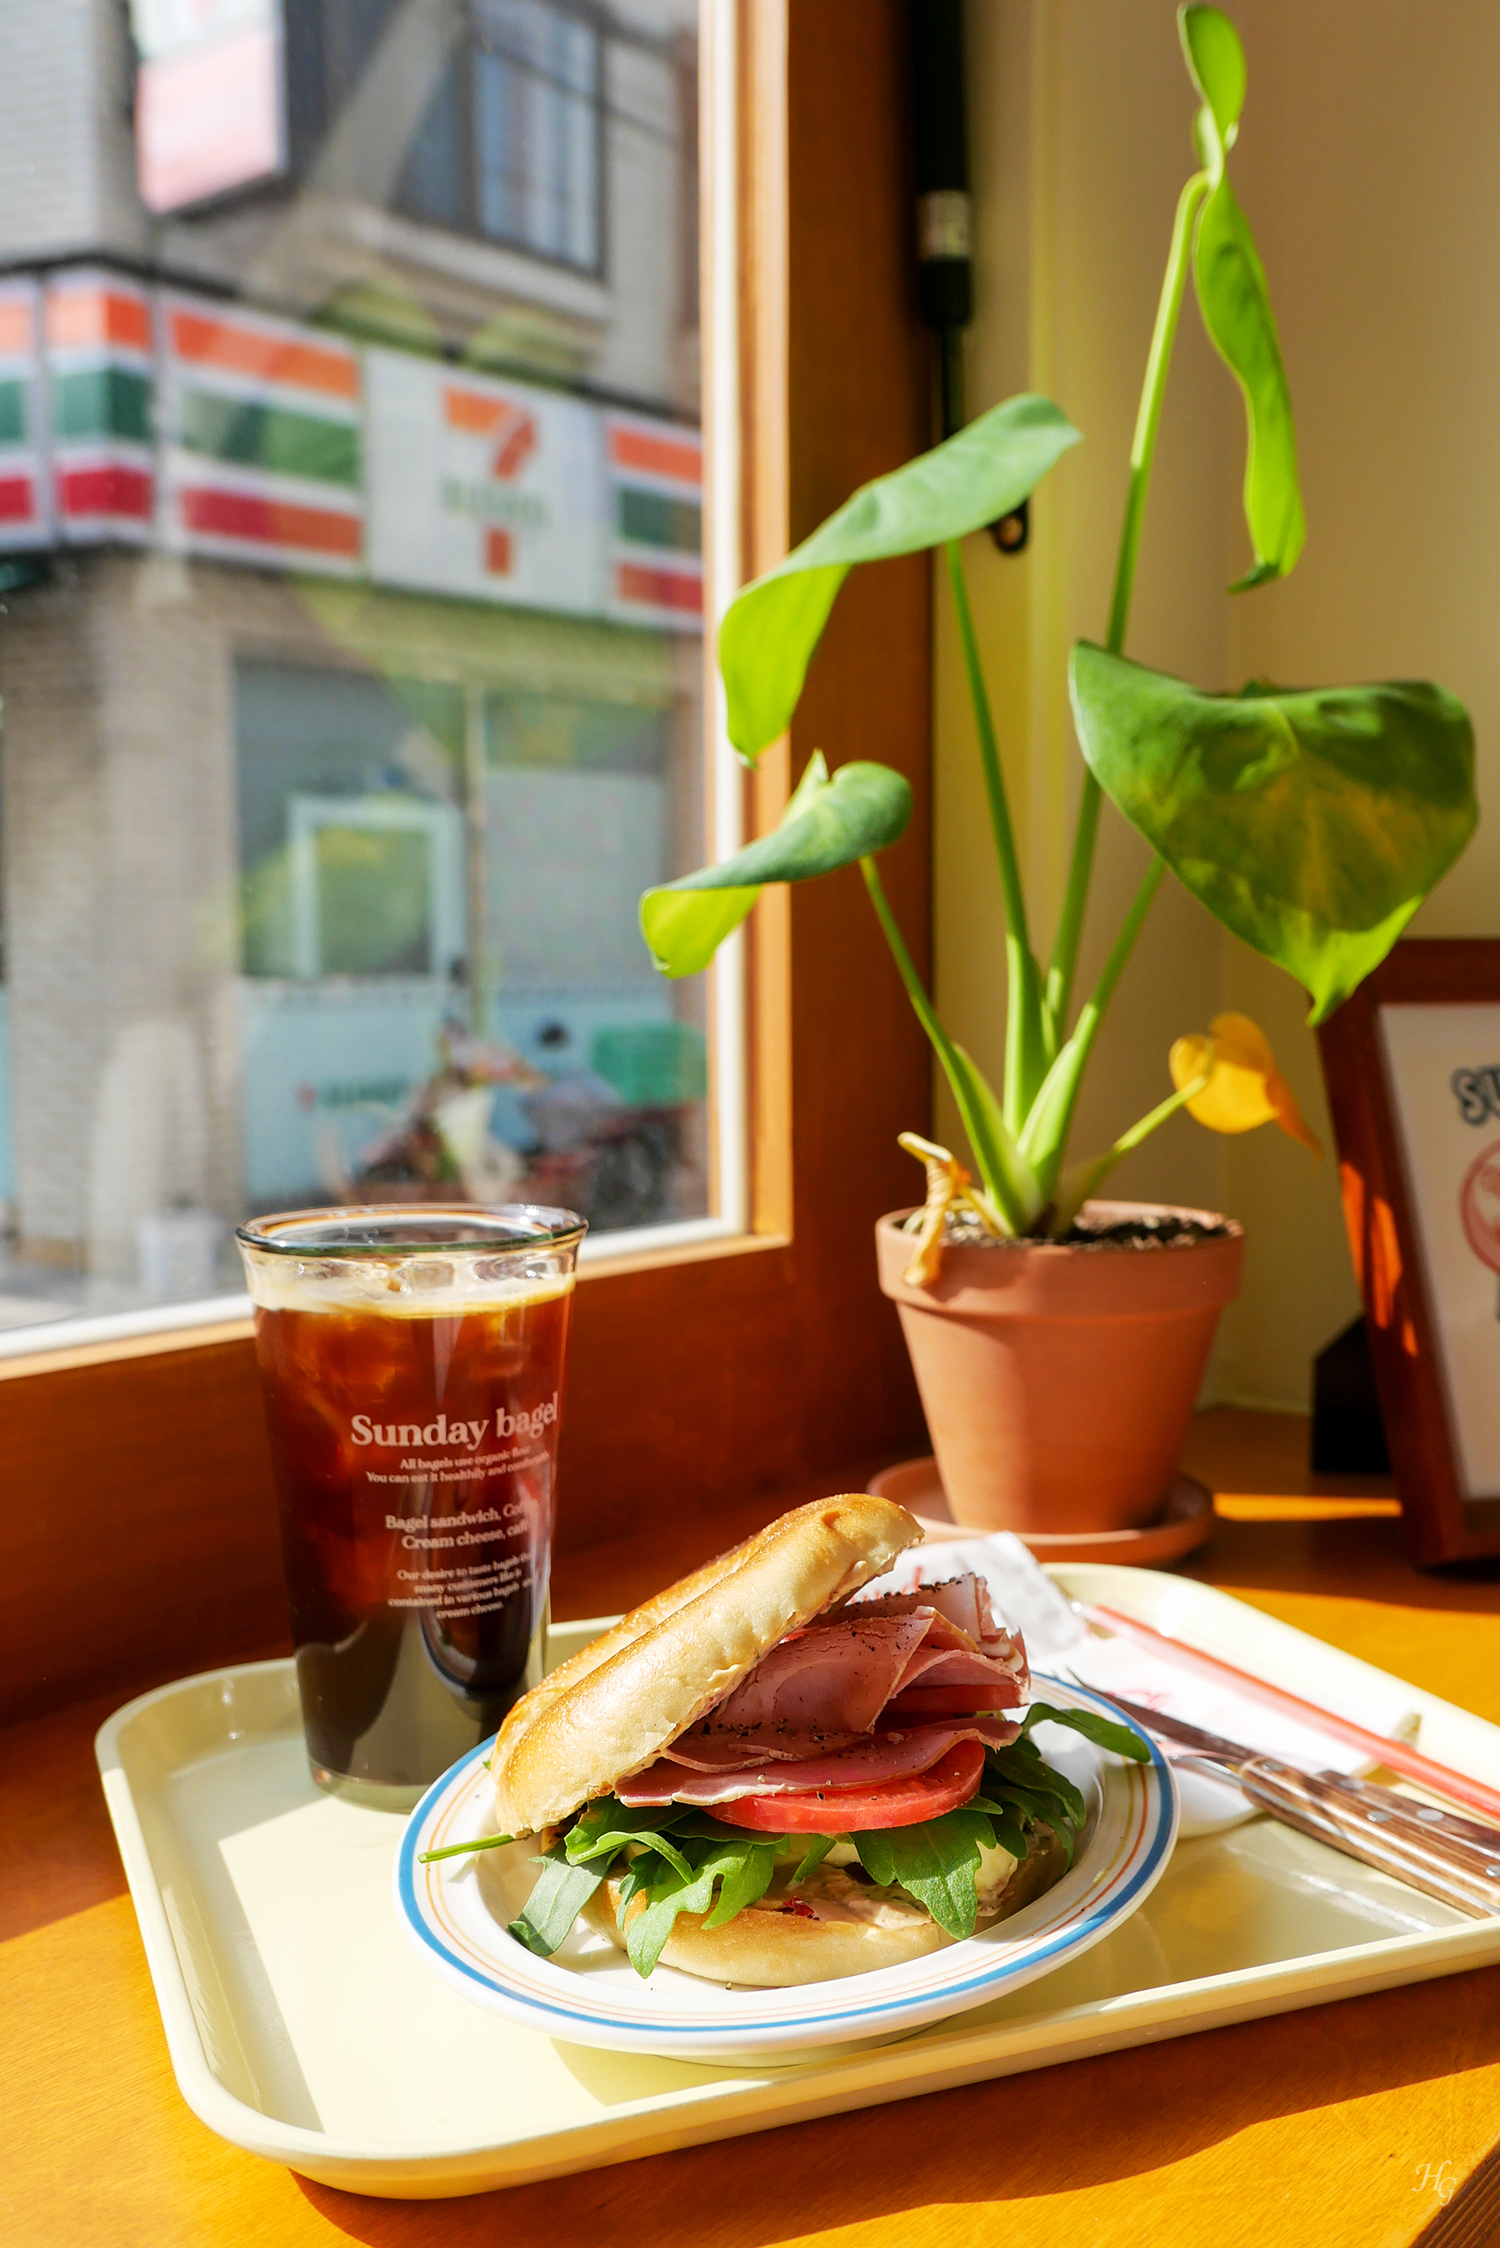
[865,1456,1215,1567]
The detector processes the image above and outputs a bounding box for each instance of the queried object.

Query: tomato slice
[710,1738,986,1833]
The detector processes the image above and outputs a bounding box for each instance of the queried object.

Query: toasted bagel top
[491,1493,922,1836]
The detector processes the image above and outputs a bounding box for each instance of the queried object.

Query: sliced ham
[628,1567,1032,1812]
[885,1606,1030,1708]
[882,1686,1015,1721]
[854,1572,1007,1644]
[661,1726,865,1768]
[890,1646,1029,1708]
[686,1613,932,1738]
[618,1715,1022,1807]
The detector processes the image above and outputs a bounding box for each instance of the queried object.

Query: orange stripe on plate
[169,309,358,400]
[47,288,152,354]
[609,425,701,483]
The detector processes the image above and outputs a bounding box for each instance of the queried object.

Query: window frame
[393,0,609,278]
[286,0,609,280]
[0,0,935,1726]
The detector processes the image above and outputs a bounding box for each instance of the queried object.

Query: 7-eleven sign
[443,385,538,577]
[365,349,605,614]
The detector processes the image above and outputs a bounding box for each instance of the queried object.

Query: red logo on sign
[484,403,535,578]
[490,411,536,481]
[443,385,538,580]
[1460,1139,1500,1276]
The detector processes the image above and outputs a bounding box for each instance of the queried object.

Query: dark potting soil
[932,1209,1235,1251]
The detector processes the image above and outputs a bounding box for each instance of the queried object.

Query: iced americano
[237,1205,585,1804]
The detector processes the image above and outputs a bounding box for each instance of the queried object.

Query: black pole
[911,0,970,439]
[910,0,1028,550]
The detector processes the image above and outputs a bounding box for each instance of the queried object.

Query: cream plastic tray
[96,1564,1500,2201]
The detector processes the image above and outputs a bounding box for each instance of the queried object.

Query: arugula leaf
[790,1833,840,1885]
[984,1790,1075,1869]
[614,1858,652,1924]
[563,1800,696,1884]
[624,1860,719,1976]
[701,1839,781,1930]
[989,1737,1089,1831]
[982,1770,1076,1830]
[566,1797,680,1855]
[418,1831,513,1863]
[623,1840,764,1976]
[506,1845,607,1958]
[1022,1701,1151,1765]
[854,1808,993,1941]
[983,1743,1088,1867]
[963,1796,1030,1863]
[668,1811,781,1845]
[577,1832,784,1975]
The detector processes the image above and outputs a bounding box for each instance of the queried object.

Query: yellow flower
[1168,1013,1322,1157]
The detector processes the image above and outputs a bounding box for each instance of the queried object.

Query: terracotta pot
[875,1201,1244,1535]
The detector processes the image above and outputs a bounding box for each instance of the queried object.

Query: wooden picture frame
[1317,938,1500,1565]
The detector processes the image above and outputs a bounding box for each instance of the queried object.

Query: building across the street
[0,0,707,1315]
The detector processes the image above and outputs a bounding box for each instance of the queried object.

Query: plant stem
[1050,1061,1211,1235]
[860,855,1027,1231]
[944,540,1048,1129]
[945,541,1031,954]
[1045,781,1101,1038]
[860,854,969,1085]
[1044,171,1210,1036]
[1060,856,1166,1089]
[1014,855,1167,1201]
[1105,173,1211,658]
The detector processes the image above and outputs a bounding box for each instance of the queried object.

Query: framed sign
[1318,939,1500,1564]
[363,349,605,613]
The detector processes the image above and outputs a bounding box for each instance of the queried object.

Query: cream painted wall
[1221,0,1500,1403]
[935,0,1497,1409]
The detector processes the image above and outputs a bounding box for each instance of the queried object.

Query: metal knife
[1099,1693,1500,1919]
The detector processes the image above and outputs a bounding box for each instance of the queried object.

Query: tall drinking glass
[237,1204,586,1807]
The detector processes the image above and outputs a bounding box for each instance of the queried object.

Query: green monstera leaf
[1179,4,1304,589]
[1069,642,1477,1022]
[719,394,1081,761]
[640,753,912,978]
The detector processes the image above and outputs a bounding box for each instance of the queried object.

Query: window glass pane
[0,0,714,1333]
[396,57,470,234]
[471,1,601,269]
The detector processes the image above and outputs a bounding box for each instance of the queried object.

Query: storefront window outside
[0,0,721,1339]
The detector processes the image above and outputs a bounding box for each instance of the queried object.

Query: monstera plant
[640,4,1476,1273]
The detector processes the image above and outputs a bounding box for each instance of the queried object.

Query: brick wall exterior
[0,0,149,266]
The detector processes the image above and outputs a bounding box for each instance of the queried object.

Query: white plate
[394,1675,1179,2062]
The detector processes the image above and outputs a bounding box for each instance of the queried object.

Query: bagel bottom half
[580,1824,1070,1987]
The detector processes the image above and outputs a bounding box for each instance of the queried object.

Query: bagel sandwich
[423,1494,1148,1984]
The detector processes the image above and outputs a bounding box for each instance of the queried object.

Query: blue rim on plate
[393,1675,1179,2058]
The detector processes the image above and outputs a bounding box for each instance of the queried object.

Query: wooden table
[5,1408,1500,2248]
